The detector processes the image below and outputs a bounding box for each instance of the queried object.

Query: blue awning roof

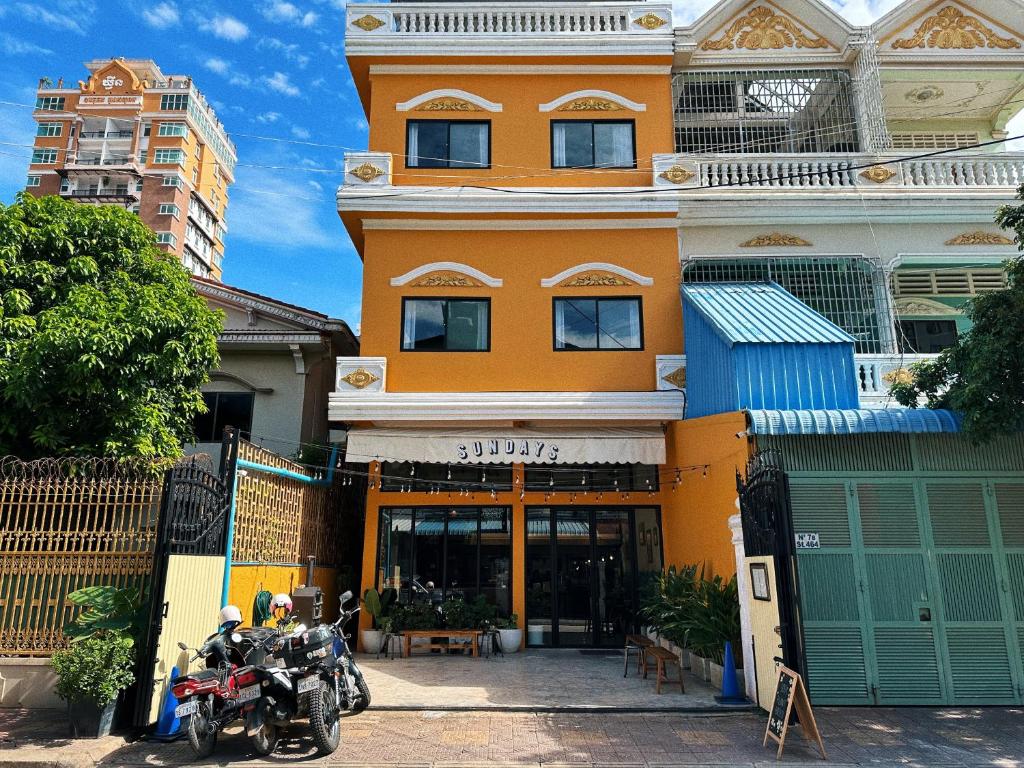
[681,282,855,346]
[748,408,962,435]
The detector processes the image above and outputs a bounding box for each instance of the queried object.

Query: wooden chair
[624,634,653,677]
[644,646,685,694]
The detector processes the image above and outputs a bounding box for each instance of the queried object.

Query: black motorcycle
[243,591,369,756]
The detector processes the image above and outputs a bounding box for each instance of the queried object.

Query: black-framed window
[553,297,642,350]
[193,392,254,442]
[406,120,490,168]
[551,120,635,169]
[378,506,512,615]
[379,462,513,492]
[402,298,490,351]
[898,319,958,353]
[524,464,659,492]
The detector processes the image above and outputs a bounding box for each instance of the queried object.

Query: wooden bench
[624,634,654,677]
[644,646,685,694]
[402,630,479,658]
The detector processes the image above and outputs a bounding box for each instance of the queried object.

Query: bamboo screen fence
[233,441,340,567]
[0,457,164,656]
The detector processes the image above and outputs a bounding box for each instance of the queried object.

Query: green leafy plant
[441,595,498,629]
[498,613,519,630]
[391,602,439,632]
[362,587,398,630]
[0,193,222,459]
[51,633,135,706]
[64,586,148,646]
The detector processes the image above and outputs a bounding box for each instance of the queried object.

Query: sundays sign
[456,438,560,462]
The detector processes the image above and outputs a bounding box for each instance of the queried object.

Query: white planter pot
[678,648,691,670]
[360,629,382,654]
[690,653,711,681]
[497,628,522,653]
[527,625,544,646]
[709,661,724,689]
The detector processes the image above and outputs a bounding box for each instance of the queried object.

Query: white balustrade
[855,353,937,404]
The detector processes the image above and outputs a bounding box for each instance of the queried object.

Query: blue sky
[0,0,1018,331]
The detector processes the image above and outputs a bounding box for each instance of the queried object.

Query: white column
[728,509,756,701]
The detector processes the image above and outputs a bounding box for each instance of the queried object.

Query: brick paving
[3,707,1024,767]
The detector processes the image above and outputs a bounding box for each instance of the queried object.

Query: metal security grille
[673,69,860,154]
[890,133,979,150]
[681,256,890,353]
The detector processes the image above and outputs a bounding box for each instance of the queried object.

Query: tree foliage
[0,194,221,459]
[891,184,1024,441]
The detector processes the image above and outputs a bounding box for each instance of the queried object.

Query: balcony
[79,130,134,139]
[61,156,142,179]
[856,353,938,407]
[60,189,138,204]
[653,153,1024,191]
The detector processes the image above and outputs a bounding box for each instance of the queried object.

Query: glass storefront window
[378,507,512,617]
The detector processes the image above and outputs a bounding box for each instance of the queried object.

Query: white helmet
[219,604,242,628]
[272,593,293,613]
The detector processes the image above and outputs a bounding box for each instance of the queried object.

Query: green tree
[0,194,221,459]
[891,185,1024,441]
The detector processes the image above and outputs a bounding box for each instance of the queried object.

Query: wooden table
[624,634,654,677]
[402,630,479,657]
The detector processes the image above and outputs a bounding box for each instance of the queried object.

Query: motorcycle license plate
[238,684,261,702]
[297,675,319,694]
[174,700,199,718]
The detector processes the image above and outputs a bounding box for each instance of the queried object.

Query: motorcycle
[243,590,369,756]
[171,627,261,758]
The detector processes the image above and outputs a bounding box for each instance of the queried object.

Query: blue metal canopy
[747,408,963,435]
[681,282,854,346]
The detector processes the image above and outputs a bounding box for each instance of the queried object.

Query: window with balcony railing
[681,256,888,353]
[672,70,859,154]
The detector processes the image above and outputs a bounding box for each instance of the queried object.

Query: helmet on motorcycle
[219,604,242,629]
[272,593,293,613]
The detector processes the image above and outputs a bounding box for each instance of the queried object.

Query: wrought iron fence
[0,457,164,656]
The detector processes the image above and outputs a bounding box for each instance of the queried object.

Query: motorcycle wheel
[352,674,371,713]
[250,721,279,756]
[308,680,341,755]
[185,698,217,758]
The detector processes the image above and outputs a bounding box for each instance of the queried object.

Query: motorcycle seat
[173,668,219,685]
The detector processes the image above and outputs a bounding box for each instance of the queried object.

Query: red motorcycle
[171,627,263,758]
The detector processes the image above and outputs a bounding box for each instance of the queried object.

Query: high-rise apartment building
[26,58,236,280]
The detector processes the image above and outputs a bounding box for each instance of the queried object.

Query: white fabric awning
[346,426,666,465]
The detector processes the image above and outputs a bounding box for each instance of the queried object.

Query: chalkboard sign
[763,666,827,760]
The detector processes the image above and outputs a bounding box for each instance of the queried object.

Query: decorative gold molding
[700,6,830,51]
[349,163,386,183]
[895,297,961,317]
[561,273,634,287]
[945,231,1013,245]
[341,368,380,389]
[633,13,668,30]
[557,98,623,112]
[860,166,897,184]
[661,367,687,389]
[740,232,811,247]
[411,272,483,287]
[658,165,696,184]
[351,14,386,32]
[416,97,481,112]
[891,6,1021,50]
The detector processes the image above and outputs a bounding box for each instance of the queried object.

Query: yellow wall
[662,412,751,577]
[228,564,338,627]
[746,555,783,711]
[364,68,673,189]
[359,226,681,393]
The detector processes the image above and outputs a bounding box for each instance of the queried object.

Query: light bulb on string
[702,466,708,478]
[446,465,452,480]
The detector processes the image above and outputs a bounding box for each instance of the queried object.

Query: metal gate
[134,454,232,725]
[791,476,1024,705]
[738,450,803,677]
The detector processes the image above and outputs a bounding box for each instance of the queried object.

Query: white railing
[653,153,1024,190]
[349,3,671,36]
[856,353,937,404]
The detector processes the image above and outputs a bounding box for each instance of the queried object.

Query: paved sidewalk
[3,707,1023,767]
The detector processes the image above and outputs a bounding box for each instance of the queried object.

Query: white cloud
[142,2,179,28]
[291,125,312,139]
[227,168,337,250]
[263,71,301,97]
[0,32,53,55]
[14,2,91,34]
[203,14,249,41]
[259,37,311,68]
[345,116,368,133]
[262,1,319,26]
[255,111,282,123]
[203,57,230,75]
[301,11,318,27]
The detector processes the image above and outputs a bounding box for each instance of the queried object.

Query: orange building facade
[331,2,750,648]
[26,58,235,280]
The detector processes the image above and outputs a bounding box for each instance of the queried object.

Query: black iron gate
[133,454,232,726]
[737,449,803,674]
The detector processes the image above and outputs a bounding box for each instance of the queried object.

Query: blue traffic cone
[152,666,183,740]
[715,642,748,705]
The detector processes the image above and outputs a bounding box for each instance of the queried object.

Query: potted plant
[51,586,145,738]
[496,613,522,653]
[360,587,397,653]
